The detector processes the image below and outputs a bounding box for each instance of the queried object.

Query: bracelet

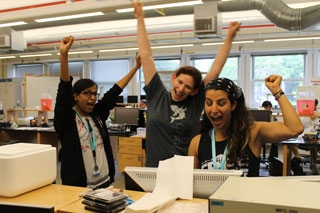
[274,91,285,101]
[272,89,282,96]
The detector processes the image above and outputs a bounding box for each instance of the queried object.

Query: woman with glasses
[54,35,141,188]
[188,75,303,176]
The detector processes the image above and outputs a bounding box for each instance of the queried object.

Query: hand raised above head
[60,35,74,55]
[133,1,144,19]
[265,75,282,95]
[227,21,241,38]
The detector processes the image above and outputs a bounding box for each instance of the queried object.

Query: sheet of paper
[153,155,193,200]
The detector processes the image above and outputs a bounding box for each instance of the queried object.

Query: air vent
[194,17,216,34]
[0,35,10,48]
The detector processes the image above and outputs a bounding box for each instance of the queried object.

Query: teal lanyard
[211,129,228,170]
[74,110,96,150]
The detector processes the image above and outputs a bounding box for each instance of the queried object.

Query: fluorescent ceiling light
[0,21,27,28]
[0,56,16,59]
[264,37,320,42]
[57,51,94,55]
[19,53,53,58]
[203,40,254,46]
[152,44,193,49]
[99,44,193,52]
[99,47,139,53]
[35,12,104,23]
[116,1,203,13]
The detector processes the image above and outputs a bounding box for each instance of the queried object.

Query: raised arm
[203,21,241,86]
[116,55,141,89]
[133,2,157,86]
[260,75,304,141]
[59,35,74,82]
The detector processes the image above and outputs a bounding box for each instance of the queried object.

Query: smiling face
[171,73,198,102]
[73,85,98,116]
[205,89,237,132]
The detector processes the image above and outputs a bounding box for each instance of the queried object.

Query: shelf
[7,108,53,126]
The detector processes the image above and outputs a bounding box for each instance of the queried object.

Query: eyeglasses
[80,91,99,98]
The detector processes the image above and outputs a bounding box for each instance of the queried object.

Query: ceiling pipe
[217,0,320,31]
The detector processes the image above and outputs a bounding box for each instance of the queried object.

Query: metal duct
[217,0,320,31]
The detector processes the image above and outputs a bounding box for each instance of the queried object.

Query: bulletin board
[24,75,80,118]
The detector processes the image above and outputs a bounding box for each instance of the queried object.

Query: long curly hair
[200,78,255,164]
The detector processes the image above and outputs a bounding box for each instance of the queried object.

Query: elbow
[293,123,304,137]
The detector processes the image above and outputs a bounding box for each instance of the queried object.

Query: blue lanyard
[74,110,96,150]
[211,129,228,170]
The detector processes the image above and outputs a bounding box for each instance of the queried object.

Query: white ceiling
[1,0,320,57]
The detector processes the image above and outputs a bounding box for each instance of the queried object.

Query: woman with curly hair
[188,75,304,176]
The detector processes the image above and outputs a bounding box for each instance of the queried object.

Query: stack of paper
[125,155,194,213]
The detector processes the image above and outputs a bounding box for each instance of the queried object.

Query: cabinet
[118,136,145,172]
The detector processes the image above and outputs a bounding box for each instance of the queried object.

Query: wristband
[274,91,285,101]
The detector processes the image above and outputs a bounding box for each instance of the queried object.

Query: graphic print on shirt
[170,105,186,123]
[201,153,225,170]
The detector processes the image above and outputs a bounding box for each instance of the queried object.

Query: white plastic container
[0,143,56,197]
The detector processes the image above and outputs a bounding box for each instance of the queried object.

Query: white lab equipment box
[209,176,320,213]
[0,143,56,197]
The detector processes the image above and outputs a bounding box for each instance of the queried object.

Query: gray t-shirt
[144,73,205,167]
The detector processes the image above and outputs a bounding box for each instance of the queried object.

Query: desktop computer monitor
[124,167,243,199]
[114,107,140,126]
[116,96,124,103]
[249,109,271,122]
[127,95,138,103]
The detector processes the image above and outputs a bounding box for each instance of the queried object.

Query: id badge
[92,163,100,177]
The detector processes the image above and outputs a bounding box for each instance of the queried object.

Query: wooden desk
[281,139,320,176]
[0,183,207,213]
[0,184,88,213]
[57,189,208,213]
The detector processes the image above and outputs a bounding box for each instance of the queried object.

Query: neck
[74,106,87,118]
[213,129,228,141]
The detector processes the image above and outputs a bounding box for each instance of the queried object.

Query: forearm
[203,34,233,86]
[137,17,156,85]
[60,54,71,82]
[116,64,140,89]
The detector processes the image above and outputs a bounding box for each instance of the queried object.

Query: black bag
[291,157,305,176]
[268,157,283,176]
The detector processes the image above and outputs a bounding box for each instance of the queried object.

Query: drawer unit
[118,153,143,172]
[118,136,144,172]
[118,137,142,155]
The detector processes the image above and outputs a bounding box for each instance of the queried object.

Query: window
[90,59,129,95]
[10,64,44,78]
[192,56,239,82]
[49,62,83,76]
[252,53,305,107]
[140,57,181,95]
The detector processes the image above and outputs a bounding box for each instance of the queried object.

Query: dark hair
[72,79,98,94]
[201,77,254,164]
[262,100,272,108]
[175,66,202,90]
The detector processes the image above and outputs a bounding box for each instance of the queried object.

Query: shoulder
[189,134,201,153]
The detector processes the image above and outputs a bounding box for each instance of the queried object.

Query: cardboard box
[0,143,56,197]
